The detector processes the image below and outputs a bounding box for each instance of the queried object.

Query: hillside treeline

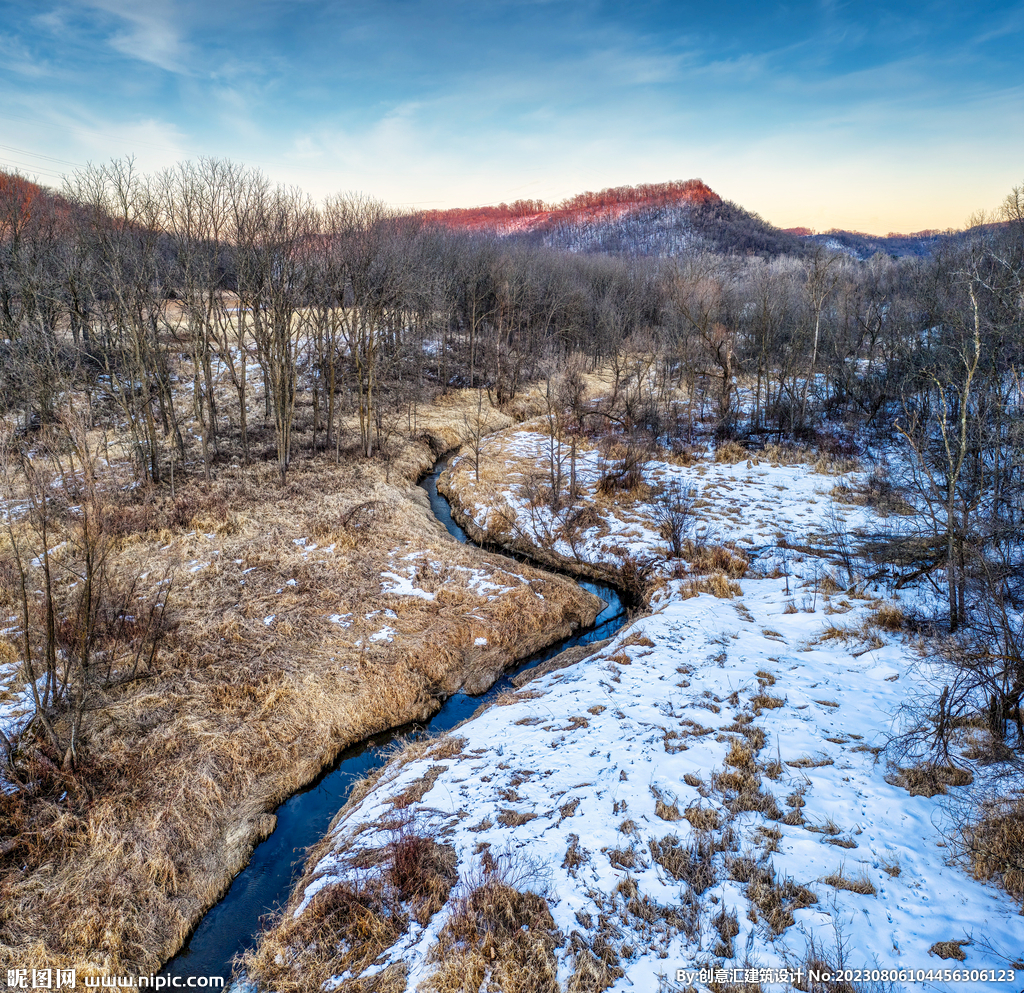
[2,160,1021,475]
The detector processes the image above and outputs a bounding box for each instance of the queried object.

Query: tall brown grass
[0,391,599,976]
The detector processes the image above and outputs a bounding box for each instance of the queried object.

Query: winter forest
[1,160,1023,990]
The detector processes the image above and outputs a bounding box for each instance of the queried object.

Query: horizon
[1,1,1022,235]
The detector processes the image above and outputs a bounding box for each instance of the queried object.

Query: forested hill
[421,180,820,258]
[2,166,979,261]
[788,227,957,259]
[418,179,720,233]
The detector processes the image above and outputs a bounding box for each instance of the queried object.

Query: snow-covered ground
[446,428,874,568]
[0,632,34,794]
[261,432,1023,990]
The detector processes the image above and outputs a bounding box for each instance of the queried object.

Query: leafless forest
[1,160,1022,975]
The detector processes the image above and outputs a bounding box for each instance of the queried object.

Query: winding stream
[162,456,627,980]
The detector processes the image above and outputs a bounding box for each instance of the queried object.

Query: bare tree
[0,415,171,767]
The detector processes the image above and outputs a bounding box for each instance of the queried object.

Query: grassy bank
[0,394,600,976]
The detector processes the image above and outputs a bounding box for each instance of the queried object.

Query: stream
[161,456,627,980]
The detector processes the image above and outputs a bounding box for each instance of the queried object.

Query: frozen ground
[0,637,34,794]
[445,429,877,570]
[300,587,1021,988]
[228,432,1024,989]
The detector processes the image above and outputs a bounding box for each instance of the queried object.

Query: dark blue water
[162,458,625,981]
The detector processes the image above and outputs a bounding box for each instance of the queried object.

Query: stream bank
[161,456,628,981]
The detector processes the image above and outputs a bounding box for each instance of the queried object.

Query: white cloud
[83,0,192,73]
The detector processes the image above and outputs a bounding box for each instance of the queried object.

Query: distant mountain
[422,179,1000,261]
[789,227,956,259]
[420,179,719,234]
[422,180,816,258]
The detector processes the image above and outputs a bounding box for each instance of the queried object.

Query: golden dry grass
[929,940,968,961]
[821,866,877,895]
[887,763,974,798]
[242,830,456,993]
[0,390,601,976]
[728,857,817,934]
[871,602,905,632]
[419,873,563,993]
[965,797,1024,904]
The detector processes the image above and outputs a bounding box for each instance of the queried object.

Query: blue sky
[1,0,1022,232]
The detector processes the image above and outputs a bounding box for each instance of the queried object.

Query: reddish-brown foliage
[420,179,720,234]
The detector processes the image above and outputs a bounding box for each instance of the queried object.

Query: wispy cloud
[82,0,191,73]
[0,0,1020,231]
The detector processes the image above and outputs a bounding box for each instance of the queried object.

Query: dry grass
[728,856,817,934]
[496,808,538,828]
[870,602,905,632]
[0,391,602,975]
[714,440,749,464]
[683,573,743,600]
[649,834,724,894]
[683,541,749,578]
[787,753,835,769]
[821,866,876,895]
[420,872,563,993]
[562,834,588,873]
[929,940,969,961]
[964,797,1024,904]
[242,830,457,993]
[887,763,974,798]
[654,798,682,822]
[683,804,721,832]
[879,852,902,877]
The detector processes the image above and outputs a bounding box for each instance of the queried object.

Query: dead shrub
[389,834,458,924]
[244,825,456,992]
[244,876,407,993]
[564,504,603,536]
[616,552,656,610]
[871,602,905,632]
[887,763,973,798]
[595,445,651,500]
[653,480,697,558]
